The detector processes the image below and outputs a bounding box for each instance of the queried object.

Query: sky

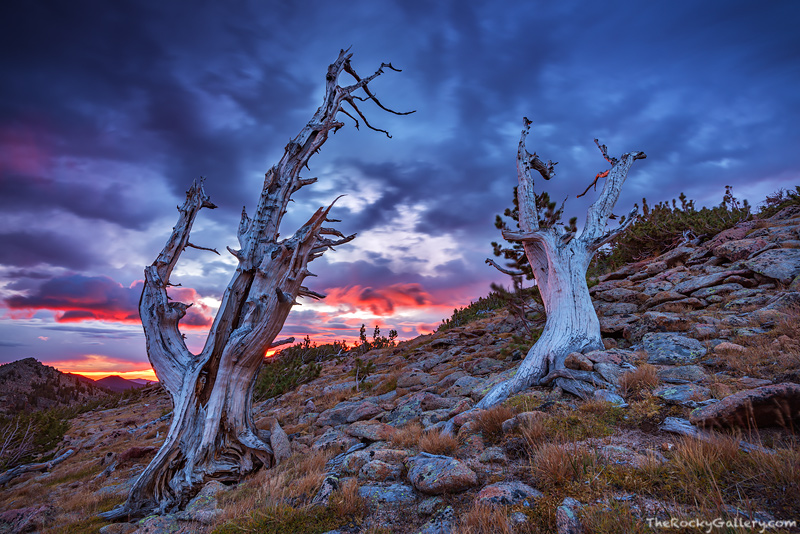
[1,0,799,380]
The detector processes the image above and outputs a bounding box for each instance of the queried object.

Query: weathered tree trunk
[474,118,646,411]
[101,50,411,521]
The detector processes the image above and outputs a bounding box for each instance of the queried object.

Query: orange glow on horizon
[66,368,158,382]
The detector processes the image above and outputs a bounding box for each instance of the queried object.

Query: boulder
[689,383,800,429]
[657,365,707,383]
[406,453,478,495]
[624,311,693,341]
[643,332,707,365]
[443,376,482,397]
[672,270,748,295]
[346,420,397,442]
[691,283,744,298]
[312,429,360,452]
[713,238,769,262]
[475,481,543,507]
[594,287,647,304]
[346,401,383,423]
[396,371,436,389]
[744,249,800,284]
[316,401,362,427]
[643,291,686,309]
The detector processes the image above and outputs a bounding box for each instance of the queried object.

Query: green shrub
[758,185,800,218]
[592,186,751,273]
[438,292,507,331]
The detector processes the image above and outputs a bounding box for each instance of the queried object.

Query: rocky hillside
[1,207,799,533]
[0,358,110,415]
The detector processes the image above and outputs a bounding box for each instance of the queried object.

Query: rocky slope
[2,207,800,533]
[0,358,110,415]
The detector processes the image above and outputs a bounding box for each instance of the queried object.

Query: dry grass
[519,417,548,449]
[329,478,366,518]
[578,501,651,534]
[618,364,660,399]
[419,429,458,455]
[532,442,598,488]
[475,405,517,442]
[458,502,513,534]
[390,422,423,449]
[371,370,401,395]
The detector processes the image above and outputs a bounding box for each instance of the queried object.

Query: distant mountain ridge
[0,358,146,415]
[95,374,149,393]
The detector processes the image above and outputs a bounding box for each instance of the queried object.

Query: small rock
[359,482,417,504]
[346,420,397,442]
[359,459,402,482]
[475,481,543,507]
[478,446,508,464]
[657,365,708,383]
[418,505,456,534]
[592,389,627,407]
[564,352,594,371]
[501,411,548,434]
[312,429,360,452]
[406,453,478,495]
[653,383,712,405]
[311,475,340,506]
[593,362,625,386]
[270,420,292,465]
[556,497,583,534]
[418,496,445,516]
[346,401,383,423]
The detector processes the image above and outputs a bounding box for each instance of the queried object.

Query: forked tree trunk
[101,50,411,521]
[474,118,646,411]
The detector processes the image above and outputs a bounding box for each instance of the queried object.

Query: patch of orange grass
[532,442,598,488]
[475,405,516,442]
[458,502,512,534]
[329,478,366,518]
[390,422,423,449]
[618,363,659,399]
[419,429,458,455]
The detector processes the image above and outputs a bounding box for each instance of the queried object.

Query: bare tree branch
[485,258,525,277]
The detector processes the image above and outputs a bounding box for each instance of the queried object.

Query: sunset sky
[1,1,799,381]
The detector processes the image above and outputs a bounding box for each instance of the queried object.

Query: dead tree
[478,117,645,408]
[101,50,411,520]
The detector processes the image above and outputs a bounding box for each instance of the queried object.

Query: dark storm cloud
[0,174,158,230]
[0,231,92,270]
